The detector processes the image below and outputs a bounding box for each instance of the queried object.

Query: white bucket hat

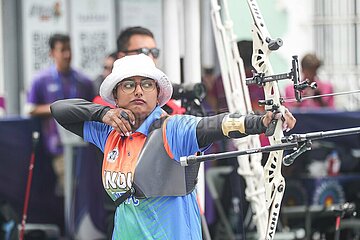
[100,54,173,106]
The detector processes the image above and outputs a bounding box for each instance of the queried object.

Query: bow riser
[247,0,286,239]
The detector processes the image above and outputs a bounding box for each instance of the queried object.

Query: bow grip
[265,118,277,136]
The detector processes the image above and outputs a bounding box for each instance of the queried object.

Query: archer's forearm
[28,104,52,117]
[196,113,266,148]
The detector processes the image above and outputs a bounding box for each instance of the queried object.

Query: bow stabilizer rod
[180,142,298,166]
[282,126,360,143]
[181,126,360,167]
[282,126,360,166]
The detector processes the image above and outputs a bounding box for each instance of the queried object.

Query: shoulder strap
[114,187,135,207]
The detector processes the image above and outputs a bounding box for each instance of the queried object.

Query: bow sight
[246,55,317,104]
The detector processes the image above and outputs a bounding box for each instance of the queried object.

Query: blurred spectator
[0,96,5,116]
[26,33,94,195]
[117,26,159,62]
[203,40,265,114]
[93,52,117,93]
[284,53,334,109]
[93,52,117,107]
[202,67,227,114]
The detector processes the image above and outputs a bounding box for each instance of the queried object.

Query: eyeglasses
[123,48,160,59]
[117,79,157,94]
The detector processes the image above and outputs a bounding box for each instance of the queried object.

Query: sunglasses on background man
[123,48,160,59]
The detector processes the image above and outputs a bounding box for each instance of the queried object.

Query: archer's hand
[102,108,135,136]
[262,107,296,132]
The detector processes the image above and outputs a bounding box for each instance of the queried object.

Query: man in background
[116,26,160,62]
[93,52,117,107]
[26,33,94,195]
[93,52,117,94]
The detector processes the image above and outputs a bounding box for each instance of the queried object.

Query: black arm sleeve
[196,114,227,148]
[244,114,267,135]
[196,113,267,148]
[50,98,111,138]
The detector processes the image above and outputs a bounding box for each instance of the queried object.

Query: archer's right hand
[102,108,135,136]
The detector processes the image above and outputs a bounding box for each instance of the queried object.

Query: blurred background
[1,0,360,239]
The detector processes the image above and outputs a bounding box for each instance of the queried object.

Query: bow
[246,0,290,239]
[210,0,268,238]
[196,1,359,237]
[209,0,319,239]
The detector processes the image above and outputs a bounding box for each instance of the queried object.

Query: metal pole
[19,132,40,240]
[162,0,181,84]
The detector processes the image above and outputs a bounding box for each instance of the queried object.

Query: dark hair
[116,26,154,52]
[48,33,70,50]
[108,51,118,60]
[301,53,322,71]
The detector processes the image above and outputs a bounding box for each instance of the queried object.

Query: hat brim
[100,60,173,107]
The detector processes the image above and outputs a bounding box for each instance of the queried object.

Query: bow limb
[210,0,268,238]
[247,0,286,239]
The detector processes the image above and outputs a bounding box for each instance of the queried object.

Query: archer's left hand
[262,107,296,132]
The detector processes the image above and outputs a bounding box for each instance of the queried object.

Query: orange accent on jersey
[162,118,174,159]
[102,130,146,193]
[196,195,204,215]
